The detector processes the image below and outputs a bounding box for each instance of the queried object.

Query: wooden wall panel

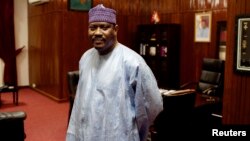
[28,0,250,124]
[39,13,63,99]
[181,0,227,12]
[28,0,225,99]
[211,0,228,9]
[93,0,180,15]
[222,0,239,124]
[29,12,64,100]
[61,11,89,101]
[223,0,250,124]
[28,0,65,100]
[179,12,197,84]
[28,0,64,16]
[179,7,227,85]
[29,16,42,88]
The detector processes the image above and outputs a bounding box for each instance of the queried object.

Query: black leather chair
[0,111,27,141]
[151,58,225,140]
[181,58,225,137]
[181,58,225,100]
[67,70,79,122]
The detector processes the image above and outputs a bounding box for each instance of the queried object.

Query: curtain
[0,0,17,85]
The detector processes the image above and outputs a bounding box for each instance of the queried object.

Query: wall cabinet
[136,24,181,89]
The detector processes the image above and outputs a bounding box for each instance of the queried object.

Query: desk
[194,93,222,118]
[195,93,221,107]
[161,89,196,108]
[160,88,222,124]
[153,89,197,138]
[153,89,222,139]
[193,93,223,130]
[159,88,221,110]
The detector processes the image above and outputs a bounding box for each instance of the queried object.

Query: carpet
[0,88,69,141]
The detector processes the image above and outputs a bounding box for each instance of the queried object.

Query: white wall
[14,0,29,86]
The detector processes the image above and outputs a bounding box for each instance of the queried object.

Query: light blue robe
[66,43,163,141]
[197,27,209,38]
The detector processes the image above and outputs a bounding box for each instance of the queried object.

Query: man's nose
[94,27,102,35]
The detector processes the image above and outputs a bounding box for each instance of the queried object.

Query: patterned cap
[89,4,116,24]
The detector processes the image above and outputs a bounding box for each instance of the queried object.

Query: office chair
[67,70,79,122]
[181,58,225,100]
[181,58,225,136]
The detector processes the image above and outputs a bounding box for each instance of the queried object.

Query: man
[197,17,209,38]
[66,4,163,141]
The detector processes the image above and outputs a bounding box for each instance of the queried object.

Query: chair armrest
[0,111,26,121]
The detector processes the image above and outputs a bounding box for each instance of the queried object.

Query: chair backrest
[196,58,225,98]
[67,70,79,97]
[0,111,27,141]
[67,70,79,123]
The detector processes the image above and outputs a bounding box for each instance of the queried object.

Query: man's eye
[89,27,96,31]
[101,27,108,30]
[101,25,112,30]
[89,25,112,31]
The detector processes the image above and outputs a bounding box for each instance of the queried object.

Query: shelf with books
[217,21,227,61]
[136,24,181,89]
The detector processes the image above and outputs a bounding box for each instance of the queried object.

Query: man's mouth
[93,37,103,41]
[93,38,104,45]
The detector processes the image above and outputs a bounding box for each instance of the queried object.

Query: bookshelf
[217,21,227,60]
[136,24,181,89]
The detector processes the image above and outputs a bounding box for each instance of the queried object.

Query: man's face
[88,22,118,54]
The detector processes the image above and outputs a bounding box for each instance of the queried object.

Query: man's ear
[114,24,119,32]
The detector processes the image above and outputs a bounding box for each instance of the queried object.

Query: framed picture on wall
[194,12,212,42]
[69,0,92,11]
[235,15,250,73]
